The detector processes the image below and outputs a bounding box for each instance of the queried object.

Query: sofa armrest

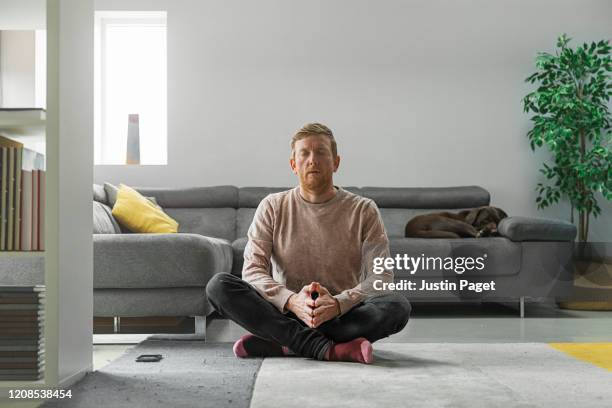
[93,233,233,288]
[497,216,576,242]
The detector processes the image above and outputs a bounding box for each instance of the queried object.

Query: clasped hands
[286,282,341,328]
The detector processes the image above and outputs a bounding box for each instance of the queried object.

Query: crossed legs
[205,273,411,361]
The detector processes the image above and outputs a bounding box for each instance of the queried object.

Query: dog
[404,206,508,238]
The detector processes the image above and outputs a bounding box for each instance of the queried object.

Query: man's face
[290,135,340,192]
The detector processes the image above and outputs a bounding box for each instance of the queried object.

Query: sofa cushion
[94,233,233,288]
[94,287,210,317]
[231,237,248,276]
[94,183,107,203]
[498,216,577,242]
[388,237,521,278]
[236,208,256,239]
[130,185,239,208]
[238,186,364,209]
[361,186,490,209]
[239,187,291,208]
[112,184,179,233]
[235,187,365,239]
[380,208,478,238]
[93,201,121,234]
[103,182,164,208]
[165,208,237,241]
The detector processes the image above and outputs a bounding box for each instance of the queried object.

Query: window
[94,11,167,165]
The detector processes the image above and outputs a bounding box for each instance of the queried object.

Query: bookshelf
[0,119,47,254]
[0,3,48,395]
[2,0,91,398]
[0,109,46,128]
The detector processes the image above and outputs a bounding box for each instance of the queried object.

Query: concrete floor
[92,300,612,370]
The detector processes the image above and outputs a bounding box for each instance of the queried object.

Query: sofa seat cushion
[94,233,232,288]
[94,287,210,317]
[231,237,248,276]
[389,237,521,278]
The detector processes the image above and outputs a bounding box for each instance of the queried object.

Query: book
[0,309,44,315]
[0,316,41,322]
[0,351,43,358]
[0,358,39,363]
[0,328,42,336]
[0,304,41,310]
[0,292,43,298]
[38,170,44,250]
[0,337,44,345]
[0,285,45,292]
[0,297,42,304]
[20,170,32,251]
[0,362,44,369]
[0,345,43,352]
[0,147,6,250]
[14,147,22,250]
[0,368,45,375]
[32,170,39,251]
[7,147,15,250]
[0,324,44,330]
[0,135,24,148]
[0,298,45,305]
[21,148,44,172]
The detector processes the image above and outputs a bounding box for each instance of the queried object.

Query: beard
[299,171,333,193]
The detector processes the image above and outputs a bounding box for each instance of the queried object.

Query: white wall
[94,0,612,241]
[53,0,94,388]
[0,0,45,29]
[0,30,36,107]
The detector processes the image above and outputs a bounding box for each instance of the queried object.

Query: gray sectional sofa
[92,184,577,332]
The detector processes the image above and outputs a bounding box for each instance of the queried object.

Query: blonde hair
[291,123,337,157]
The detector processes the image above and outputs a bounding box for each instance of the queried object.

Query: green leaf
[523,34,612,235]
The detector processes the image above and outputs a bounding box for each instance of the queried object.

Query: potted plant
[523,34,612,309]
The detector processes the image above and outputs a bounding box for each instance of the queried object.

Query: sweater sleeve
[242,197,295,313]
[333,201,394,316]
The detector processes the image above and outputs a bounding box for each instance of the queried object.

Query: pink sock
[325,337,373,364]
[233,334,290,358]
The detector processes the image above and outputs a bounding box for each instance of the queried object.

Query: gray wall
[94,0,612,241]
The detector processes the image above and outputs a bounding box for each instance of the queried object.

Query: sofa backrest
[93,184,240,241]
[236,187,289,239]
[361,186,490,238]
[235,186,364,238]
[94,184,490,240]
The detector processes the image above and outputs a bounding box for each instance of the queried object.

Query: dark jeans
[206,272,411,360]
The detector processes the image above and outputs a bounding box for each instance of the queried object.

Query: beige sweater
[242,186,394,316]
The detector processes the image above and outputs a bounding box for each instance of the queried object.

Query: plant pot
[557,242,612,310]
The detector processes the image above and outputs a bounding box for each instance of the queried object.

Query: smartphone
[135,354,163,362]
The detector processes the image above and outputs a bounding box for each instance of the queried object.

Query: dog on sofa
[404,206,508,238]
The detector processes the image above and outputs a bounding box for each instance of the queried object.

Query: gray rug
[251,343,612,408]
[41,340,262,408]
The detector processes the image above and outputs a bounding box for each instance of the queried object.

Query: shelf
[0,252,44,257]
[0,109,46,129]
[0,379,45,387]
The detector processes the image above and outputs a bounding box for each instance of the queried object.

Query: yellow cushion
[111,184,179,233]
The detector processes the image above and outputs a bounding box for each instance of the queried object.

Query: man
[206,123,411,364]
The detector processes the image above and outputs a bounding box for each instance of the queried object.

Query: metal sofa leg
[194,315,207,339]
[519,296,525,318]
[113,316,121,333]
